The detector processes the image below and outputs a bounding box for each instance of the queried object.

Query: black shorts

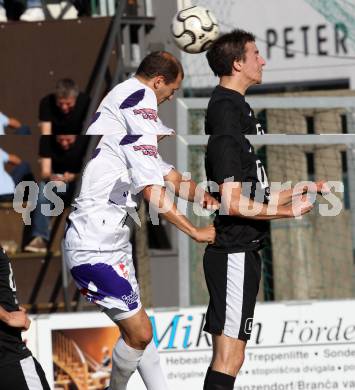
[203,250,261,341]
[0,356,50,390]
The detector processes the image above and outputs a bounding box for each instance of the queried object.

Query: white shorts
[63,247,142,321]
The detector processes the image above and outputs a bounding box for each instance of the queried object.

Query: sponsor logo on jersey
[122,290,139,306]
[133,144,158,158]
[133,108,158,122]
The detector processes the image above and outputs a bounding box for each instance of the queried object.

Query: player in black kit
[202,30,328,390]
[0,247,50,389]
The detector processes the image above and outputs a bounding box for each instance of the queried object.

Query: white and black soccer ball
[171,5,219,54]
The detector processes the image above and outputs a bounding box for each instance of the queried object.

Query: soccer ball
[171,5,219,54]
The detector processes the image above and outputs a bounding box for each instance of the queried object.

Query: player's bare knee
[128,328,152,350]
[215,348,245,375]
[139,328,153,349]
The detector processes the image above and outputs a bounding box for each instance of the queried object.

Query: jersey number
[8,263,17,292]
[256,123,264,135]
[256,160,269,189]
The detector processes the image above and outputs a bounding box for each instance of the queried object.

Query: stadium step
[0,202,25,252]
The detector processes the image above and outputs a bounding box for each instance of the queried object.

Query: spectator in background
[24,135,88,253]
[72,0,91,17]
[0,110,31,135]
[0,0,44,22]
[39,78,90,135]
[0,148,32,202]
[0,0,5,22]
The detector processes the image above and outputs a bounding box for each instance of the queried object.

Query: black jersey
[0,248,31,366]
[205,85,270,253]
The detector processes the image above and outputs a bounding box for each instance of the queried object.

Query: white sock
[138,340,169,390]
[110,337,144,390]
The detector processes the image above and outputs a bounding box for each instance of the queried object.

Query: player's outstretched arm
[220,182,313,220]
[0,305,31,330]
[143,184,216,243]
[269,180,330,207]
[164,168,219,210]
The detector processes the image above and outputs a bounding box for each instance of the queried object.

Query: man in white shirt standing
[64,51,218,390]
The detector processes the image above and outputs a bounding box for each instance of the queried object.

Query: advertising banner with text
[29,299,355,389]
[180,0,355,89]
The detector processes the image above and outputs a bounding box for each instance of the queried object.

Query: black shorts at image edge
[0,356,50,390]
[203,250,261,341]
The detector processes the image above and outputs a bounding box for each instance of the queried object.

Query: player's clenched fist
[191,225,216,244]
[5,307,31,331]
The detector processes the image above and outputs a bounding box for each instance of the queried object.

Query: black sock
[204,369,236,390]
[203,366,212,390]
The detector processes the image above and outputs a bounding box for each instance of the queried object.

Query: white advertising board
[28,299,355,389]
[180,0,355,89]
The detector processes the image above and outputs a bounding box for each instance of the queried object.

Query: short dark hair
[55,78,79,99]
[136,51,184,84]
[206,29,256,77]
